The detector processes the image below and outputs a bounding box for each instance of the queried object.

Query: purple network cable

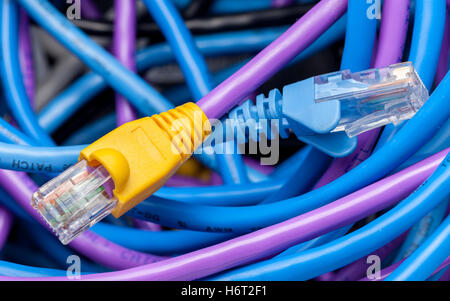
[196,0,348,119]
[80,0,102,20]
[435,14,449,84]
[359,256,450,281]
[3,148,447,281]
[0,170,167,270]
[18,8,35,107]
[272,0,294,8]
[373,0,410,68]
[0,205,13,250]
[113,0,161,231]
[315,0,410,280]
[113,0,137,126]
[439,265,450,281]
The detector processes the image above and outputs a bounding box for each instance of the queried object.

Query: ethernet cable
[22,60,427,242]
[38,18,346,134]
[210,150,450,281]
[17,0,173,116]
[264,0,390,257]
[136,59,448,235]
[331,233,408,281]
[375,0,446,149]
[24,0,431,243]
[256,0,379,205]
[0,0,54,146]
[74,4,312,38]
[4,148,447,281]
[113,0,137,127]
[142,0,250,185]
[20,0,346,243]
[93,148,440,254]
[393,198,449,263]
[0,169,170,270]
[1,0,448,280]
[359,256,450,281]
[386,215,450,281]
[0,205,12,251]
[18,8,34,107]
[196,0,347,119]
[373,0,448,273]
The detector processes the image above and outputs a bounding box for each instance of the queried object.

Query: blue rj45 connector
[228,62,429,157]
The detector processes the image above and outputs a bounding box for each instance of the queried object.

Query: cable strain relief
[228,88,290,142]
[152,102,211,161]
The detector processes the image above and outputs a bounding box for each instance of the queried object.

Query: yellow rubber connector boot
[80,102,211,217]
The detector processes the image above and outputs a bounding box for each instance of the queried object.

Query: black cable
[182,0,213,19]
[71,4,313,39]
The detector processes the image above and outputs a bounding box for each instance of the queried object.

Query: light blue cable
[340,0,377,71]
[393,118,450,172]
[92,223,234,254]
[0,261,66,277]
[386,215,450,281]
[142,0,213,100]
[17,0,173,116]
[259,147,331,204]
[208,151,450,280]
[0,0,54,146]
[393,198,449,262]
[0,118,35,145]
[0,142,84,173]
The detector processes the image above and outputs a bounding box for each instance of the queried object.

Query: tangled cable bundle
[0,0,447,283]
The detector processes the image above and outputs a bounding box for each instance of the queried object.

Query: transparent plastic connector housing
[314,62,429,137]
[31,159,117,244]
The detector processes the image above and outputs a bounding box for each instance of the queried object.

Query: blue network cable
[92,223,234,254]
[0,0,447,281]
[375,0,446,149]
[373,0,448,267]
[0,260,66,277]
[209,150,450,280]
[386,214,450,281]
[393,119,450,172]
[0,0,54,146]
[142,0,213,100]
[0,117,35,145]
[18,0,173,116]
[393,198,449,263]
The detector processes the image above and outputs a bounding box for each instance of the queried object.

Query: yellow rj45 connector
[31,103,211,244]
